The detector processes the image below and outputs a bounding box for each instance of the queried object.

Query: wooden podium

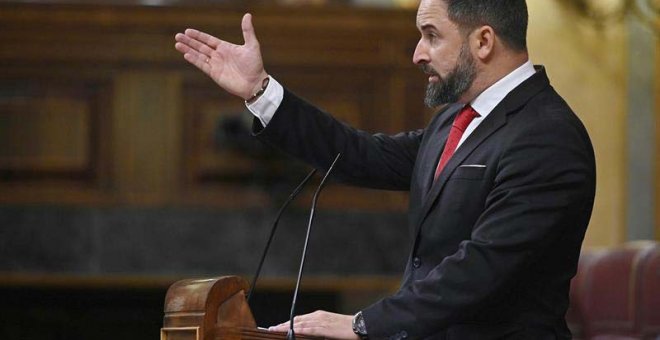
[161,276,320,340]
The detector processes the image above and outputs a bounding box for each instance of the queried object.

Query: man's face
[414,0,477,107]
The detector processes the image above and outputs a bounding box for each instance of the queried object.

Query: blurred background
[0,0,658,339]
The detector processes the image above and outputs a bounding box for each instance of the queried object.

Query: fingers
[175,32,216,58]
[183,28,223,49]
[173,13,258,63]
[174,30,221,75]
[173,15,265,99]
[268,323,319,335]
[241,13,259,47]
[268,314,311,333]
[268,312,326,333]
[184,52,211,75]
[268,321,289,332]
[174,40,211,74]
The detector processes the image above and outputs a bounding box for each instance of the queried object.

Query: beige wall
[527,2,629,247]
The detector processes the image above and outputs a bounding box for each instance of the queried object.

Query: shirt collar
[470,60,536,118]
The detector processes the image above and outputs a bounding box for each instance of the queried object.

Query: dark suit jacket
[253,67,596,340]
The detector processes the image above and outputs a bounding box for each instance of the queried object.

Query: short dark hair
[443,0,528,51]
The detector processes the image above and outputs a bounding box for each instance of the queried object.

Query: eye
[423,32,438,43]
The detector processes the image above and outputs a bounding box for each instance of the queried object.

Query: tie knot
[453,105,479,131]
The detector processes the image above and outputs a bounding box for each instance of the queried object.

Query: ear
[472,25,495,61]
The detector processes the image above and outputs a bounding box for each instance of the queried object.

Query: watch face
[357,319,367,333]
[353,312,367,335]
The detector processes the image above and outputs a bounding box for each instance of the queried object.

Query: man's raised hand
[174,13,268,100]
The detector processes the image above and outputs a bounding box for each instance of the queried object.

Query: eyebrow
[419,23,438,31]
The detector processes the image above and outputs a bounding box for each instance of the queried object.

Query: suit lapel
[416,107,507,228]
[414,66,552,230]
[419,104,462,194]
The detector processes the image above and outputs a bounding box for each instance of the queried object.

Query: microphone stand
[247,168,318,304]
[287,153,342,340]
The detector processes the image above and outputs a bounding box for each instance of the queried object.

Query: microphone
[287,153,342,340]
[247,168,318,304]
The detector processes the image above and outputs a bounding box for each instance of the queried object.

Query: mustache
[419,64,439,76]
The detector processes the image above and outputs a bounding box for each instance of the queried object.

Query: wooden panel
[0,77,113,203]
[113,72,183,204]
[0,3,420,209]
[183,82,257,183]
[0,4,417,67]
[195,102,256,179]
[0,79,109,180]
[274,69,376,127]
[0,98,89,173]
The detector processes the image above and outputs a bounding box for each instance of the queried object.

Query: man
[174,0,596,339]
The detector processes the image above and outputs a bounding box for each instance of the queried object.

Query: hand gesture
[174,13,268,100]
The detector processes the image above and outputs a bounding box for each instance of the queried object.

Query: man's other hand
[268,310,360,340]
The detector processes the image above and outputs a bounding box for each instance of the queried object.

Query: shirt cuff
[245,75,284,127]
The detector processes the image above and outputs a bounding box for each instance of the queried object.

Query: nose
[412,38,428,65]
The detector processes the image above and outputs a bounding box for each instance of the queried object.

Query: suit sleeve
[253,88,424,191]
[361,113,596,338]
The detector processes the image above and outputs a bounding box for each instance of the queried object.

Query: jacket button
[412,257,421,268]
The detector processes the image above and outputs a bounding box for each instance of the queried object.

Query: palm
[213,42,260,92]
[174,13,267,100]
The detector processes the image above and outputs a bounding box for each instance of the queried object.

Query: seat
[568,249,603,339]
[568,242,658,340]
[637,244,660,339]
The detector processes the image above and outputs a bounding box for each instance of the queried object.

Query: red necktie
[434,105,479,181]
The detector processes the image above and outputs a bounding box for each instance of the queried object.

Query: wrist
[244,71,269,102]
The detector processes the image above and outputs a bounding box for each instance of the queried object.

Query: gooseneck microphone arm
[287,153,342,340]
[247,168,318,304]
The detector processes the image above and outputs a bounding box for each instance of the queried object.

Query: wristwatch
[352,311,368,339]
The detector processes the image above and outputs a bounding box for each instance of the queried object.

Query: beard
[422,42,477,108]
